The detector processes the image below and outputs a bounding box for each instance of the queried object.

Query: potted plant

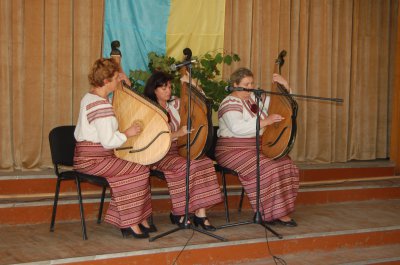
[129,50,240,111]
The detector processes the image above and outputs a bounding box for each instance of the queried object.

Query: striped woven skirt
[215,137,299,221]
[153,141,223,216]
[73,141,152,228]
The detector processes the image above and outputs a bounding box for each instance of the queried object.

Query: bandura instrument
[177,81,214,160]
[261,50,342,159]
[110,41,171,165]
[261,50,298,159]
[177,48,214,160]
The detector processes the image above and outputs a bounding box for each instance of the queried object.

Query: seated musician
[73,58,156,239]
[215,67,299,227]
[143,71,223,231]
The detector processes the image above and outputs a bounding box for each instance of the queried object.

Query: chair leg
[221,170,230,223]
[75,177,88,240]
[97,186,107,224]
[50,178,62,232]
[238,187,245,213]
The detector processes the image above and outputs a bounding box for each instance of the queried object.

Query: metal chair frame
[206,126,246,223]
[49,125,109,240]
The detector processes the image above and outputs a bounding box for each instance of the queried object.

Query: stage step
[0,160,395,195]
[234,244,400,265]
[1,161,397,264]
[1,199,399,265]
[0,161,398,225]
[1,178,399,225]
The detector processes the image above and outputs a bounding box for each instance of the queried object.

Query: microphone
[170,60,197,71]
[225,86,235,92]
[225,86,252,92]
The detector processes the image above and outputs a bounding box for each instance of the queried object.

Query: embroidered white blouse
[164,96,182,140]
[74,93,127,149]
[218,94,270,138]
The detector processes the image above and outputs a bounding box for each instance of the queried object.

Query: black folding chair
[206,126,245,223]
[150,169,166,181]
[148,169,166,225]
[48,125,109,240]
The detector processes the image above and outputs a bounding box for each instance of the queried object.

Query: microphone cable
[172,225,195,265]
[255,103,288,265]
[259,199,287,265]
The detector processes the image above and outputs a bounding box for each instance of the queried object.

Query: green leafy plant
[129,50,240,111]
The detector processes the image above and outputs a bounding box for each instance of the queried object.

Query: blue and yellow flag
[103,0,225,74]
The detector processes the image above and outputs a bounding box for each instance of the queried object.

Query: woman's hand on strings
[180,70,204,94]
[118,72,131,87]
[177,125,194,137]
[171,125,194,140]
[178,125,188,137]
[124,122,142,137]
[262,114,285,126]
[272,73,291,92]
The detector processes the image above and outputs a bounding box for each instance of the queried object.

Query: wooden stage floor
[1,198,400,265]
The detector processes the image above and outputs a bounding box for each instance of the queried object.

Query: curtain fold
[391,0,400,174]
[0,0,14,170]
[0,0,103,171]
[223,0,398,163]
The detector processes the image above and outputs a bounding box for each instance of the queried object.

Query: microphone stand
[149,62,226,242]
[227,87,343,103]
[217,88,282,239]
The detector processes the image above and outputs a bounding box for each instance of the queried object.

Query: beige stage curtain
[0,0,104,171]
[391,4,400,174]
[223,0,398,163]
[0,0,398,171]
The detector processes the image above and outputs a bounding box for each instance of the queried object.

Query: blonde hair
[88,58,120,87]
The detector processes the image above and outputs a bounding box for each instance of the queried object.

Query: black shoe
[265,218,297,227]
[193,215,216,231]
[138,223,158,233]
[169,212,181,225]
[275,218,297,227]
[169,212,190,228]
[120,227,149,238]
[264,220,277,225]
